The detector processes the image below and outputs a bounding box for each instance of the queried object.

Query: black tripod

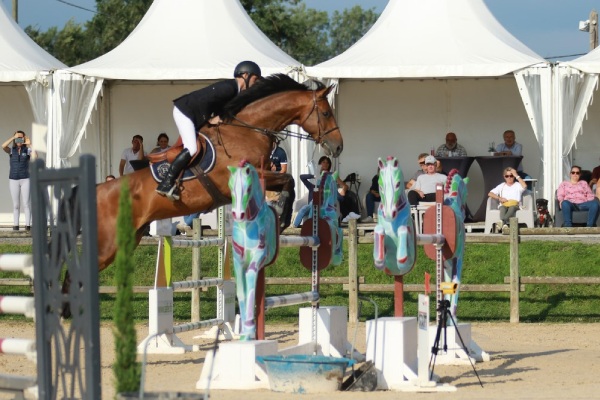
[429,299,483,387]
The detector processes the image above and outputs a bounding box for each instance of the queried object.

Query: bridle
[223,90,340,145]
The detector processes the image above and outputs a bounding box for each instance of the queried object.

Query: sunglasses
[570,171,581,175]
[504,175,514,178]
[419,161,425,165]
[425,163,435,166]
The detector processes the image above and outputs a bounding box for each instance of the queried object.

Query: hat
[425,155,437,164]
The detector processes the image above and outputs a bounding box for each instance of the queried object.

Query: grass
[2,240,600,323]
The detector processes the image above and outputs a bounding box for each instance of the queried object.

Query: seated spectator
[589,161,600,190]
[105,175,116,182]
[435,132,467,157]
[151,132,170,154]
[362,168,380,223]
[177,212,201,235]
[495,129,532,183]
[408,155,447,206]
[556,165,600,227]
[406,153,428,189]
[488,167,526,232]
[293,156,348,227]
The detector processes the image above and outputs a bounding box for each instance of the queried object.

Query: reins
[221,90,340,145]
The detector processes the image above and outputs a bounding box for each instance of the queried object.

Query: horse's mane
[445,169,460,194]
[223,74,325,120]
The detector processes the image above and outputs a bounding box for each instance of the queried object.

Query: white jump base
[197,306,355,390]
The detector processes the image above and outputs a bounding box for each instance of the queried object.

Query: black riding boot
[156,148,192,200]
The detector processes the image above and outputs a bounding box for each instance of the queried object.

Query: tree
[329,6,380,59]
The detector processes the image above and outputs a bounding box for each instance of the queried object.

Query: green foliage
[112,177,141,394]
[25,0,379,66]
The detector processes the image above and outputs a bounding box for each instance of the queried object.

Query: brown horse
[92,74,343,272]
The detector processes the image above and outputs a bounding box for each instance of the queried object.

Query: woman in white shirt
[488,167,526,230]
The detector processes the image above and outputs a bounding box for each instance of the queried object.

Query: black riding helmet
[234,61,261,78]
[234,61,261,89]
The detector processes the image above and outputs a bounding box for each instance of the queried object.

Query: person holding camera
[3,131,35,231]
[488,167,527,232]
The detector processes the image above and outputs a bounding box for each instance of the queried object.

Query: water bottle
[430,146,435,156]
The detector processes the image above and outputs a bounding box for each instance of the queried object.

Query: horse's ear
[377,158,385,169]
[463,177,469,185]
[318,84,335,98]
[227,165,236,174]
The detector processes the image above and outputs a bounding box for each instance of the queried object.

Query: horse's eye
[322,111,330,118]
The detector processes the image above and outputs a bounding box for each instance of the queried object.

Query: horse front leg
[373,225,387,270]
[263,171,295,232]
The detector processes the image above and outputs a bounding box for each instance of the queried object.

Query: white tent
[54,0,304,184]
[0,2,66,225]
[556,48,600,187]
[306,0,552,218]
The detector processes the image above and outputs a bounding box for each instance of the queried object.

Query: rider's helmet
[234,61,262,78]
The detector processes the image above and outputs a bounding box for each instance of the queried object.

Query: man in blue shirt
[495,129,532,184]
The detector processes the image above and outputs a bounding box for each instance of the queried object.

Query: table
[436,156,475,178]
[473,156,523,222]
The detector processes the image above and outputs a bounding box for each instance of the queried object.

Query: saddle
[147,136,205,165]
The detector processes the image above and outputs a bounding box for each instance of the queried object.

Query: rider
[156,61,262,199]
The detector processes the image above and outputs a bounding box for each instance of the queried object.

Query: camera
[15,138,24,144]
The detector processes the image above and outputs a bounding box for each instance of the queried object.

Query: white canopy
[0,2,65,81]
[307,0,544,79]
[562,46,600,74]
[56,0,305,192]
[305,0,555,215]
[67,0,301,80]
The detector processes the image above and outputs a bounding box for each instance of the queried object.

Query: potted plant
[488,142,496,156]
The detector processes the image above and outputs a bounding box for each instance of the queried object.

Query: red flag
[424,272,431,295]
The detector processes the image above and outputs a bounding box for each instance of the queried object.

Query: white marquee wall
[333,76,541,215]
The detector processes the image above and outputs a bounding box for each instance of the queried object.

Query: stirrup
[156,183,181,201]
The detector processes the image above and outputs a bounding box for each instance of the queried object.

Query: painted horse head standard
[229,161,279,340]
[305,171,343,267]
[373,156,416,275]
[441,169,468,320]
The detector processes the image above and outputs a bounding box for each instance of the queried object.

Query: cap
[425,155,437,164]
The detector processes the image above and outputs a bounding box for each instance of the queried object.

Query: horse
[307,171,343,266]
[228,161,278,340]
[58,74,343,316]
[373,156,416,275]
[442,169,469,321]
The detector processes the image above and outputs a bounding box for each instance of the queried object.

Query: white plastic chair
[484,191,534,234]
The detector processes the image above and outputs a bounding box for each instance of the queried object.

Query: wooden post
[348,219,358,323]
[590,10,598,50]
[509,217,520,323]
[191,218,201,323]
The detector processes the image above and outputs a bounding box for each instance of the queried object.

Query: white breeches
[173,106,198,155]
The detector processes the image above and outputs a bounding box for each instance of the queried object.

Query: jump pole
[138,210,236,354]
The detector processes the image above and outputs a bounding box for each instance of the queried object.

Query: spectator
[435,132,467,157]
[408,155,447,206]
[293,156,349,227]
[406,153,429,189]
[270,139,288,173]
[362,168,380,223]
[556,165,599,227]
[151,133,170,154]
[589,160,600,190]
[176,212,201,235]
[495,130,530,181]
[105,175,116,182]
[119,135,146,176]
[2,130,35,231]
[488,167,526,232]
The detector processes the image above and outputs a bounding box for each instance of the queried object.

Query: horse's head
[444,169,469,221]
[227,161,264,221]
[222,74,343,158]
[378,157,408,221]
[298,84,344,158]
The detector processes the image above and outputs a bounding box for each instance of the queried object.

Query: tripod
[429,299,483,387]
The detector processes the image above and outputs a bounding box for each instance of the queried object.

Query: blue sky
[4,0,600,60]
